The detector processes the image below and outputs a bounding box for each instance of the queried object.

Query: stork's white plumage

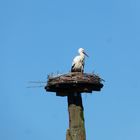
[71,48,88,73]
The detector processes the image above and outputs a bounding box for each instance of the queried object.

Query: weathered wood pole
[66,93,86,140]
[45,73,103,140]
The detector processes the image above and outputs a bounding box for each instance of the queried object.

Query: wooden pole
[45,72,104,140]
[66,93,86,140]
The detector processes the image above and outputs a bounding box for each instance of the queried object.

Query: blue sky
[0,0,140,140]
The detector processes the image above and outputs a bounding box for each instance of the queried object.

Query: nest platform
[45,72,104,96]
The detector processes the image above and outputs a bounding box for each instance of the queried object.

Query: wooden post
[66,93,86,140]
[45,72,104,140]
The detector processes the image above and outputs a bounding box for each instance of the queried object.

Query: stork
[71,48,89,73]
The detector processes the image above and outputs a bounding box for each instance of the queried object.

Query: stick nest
[45,72,104,96]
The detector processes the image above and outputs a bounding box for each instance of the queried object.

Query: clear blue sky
[0,0,140,140]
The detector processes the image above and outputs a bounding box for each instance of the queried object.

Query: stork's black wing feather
[71,64,75,72]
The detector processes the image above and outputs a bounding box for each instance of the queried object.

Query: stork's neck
[79,52,85,59]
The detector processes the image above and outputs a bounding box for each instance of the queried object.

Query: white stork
[71,48,88,73]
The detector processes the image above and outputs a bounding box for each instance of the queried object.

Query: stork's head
[78,48,89,57]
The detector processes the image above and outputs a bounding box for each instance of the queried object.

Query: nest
[45,72,104,96]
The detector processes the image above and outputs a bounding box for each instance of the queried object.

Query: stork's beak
[84,52,89,57]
